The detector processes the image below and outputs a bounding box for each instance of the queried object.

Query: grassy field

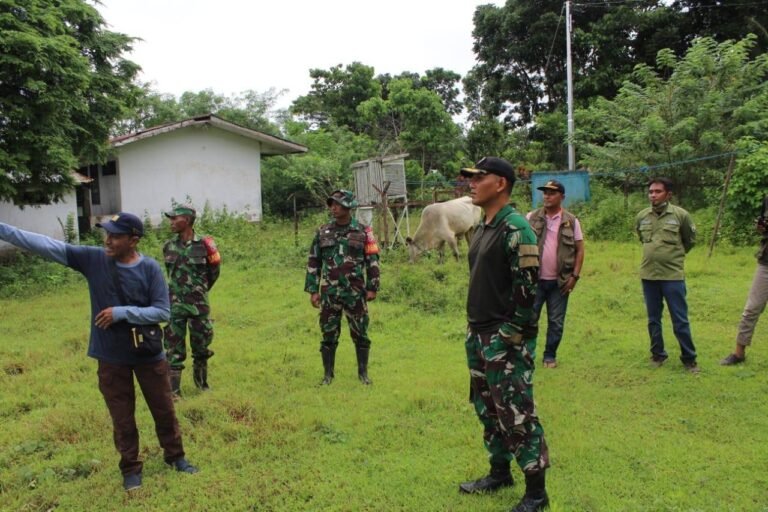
[1,214,768,512]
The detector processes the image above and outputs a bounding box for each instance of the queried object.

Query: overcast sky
[96,0,503,111]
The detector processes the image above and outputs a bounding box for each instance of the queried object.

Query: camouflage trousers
[465,326,549,474]
[319,293,371,349]
[164,310,214,371]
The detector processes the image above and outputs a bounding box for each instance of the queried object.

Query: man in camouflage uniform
[163,205,221,397]
[459,157,550,512]
[305,190,380,385]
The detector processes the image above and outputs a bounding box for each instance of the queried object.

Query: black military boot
[192,362,210,391]
[169,369,182,399]
[459,461,514,494]
[355,346,372,385]
[320,345,336,385]
[510,472,549,512]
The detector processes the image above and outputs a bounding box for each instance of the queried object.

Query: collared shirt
[467,204,539,336]
[526,209,583,280]
[635,203,696,280]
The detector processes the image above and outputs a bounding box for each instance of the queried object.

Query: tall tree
[357,78,461,173]
[575,35,768,198]
[464,0,682,126]
[673,0,768,53]
[422,67,463,117]
[0,0,140,204]
[291,62,381,132]
[118,87,284,135]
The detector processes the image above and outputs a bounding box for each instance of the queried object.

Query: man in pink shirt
[527,180,585,368]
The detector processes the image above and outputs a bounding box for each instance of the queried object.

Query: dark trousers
[641,279,697,363]
[532,279,570,361]
[97,359,185,475]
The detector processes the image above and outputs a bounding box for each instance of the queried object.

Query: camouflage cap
[326,190,358,209]
[164,204,197,218]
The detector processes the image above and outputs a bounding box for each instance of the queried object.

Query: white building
[0,114,307,248]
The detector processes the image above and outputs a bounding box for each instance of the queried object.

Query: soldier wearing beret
[459,157,550,512]
[305,190,380,385]
[163,205,221,397]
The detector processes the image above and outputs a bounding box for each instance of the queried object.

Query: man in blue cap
[0,213,198,491]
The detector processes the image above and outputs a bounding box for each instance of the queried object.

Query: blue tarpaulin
[531,171,590,207]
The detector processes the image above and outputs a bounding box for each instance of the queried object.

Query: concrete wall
[111,125,263,226]
[0,192,79,251]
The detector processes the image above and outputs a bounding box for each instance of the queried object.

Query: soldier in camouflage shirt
[459,157,550,512]
[163,205,221,397]
[305,190,380,385]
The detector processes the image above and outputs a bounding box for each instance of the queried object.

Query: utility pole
[565,0,575,171]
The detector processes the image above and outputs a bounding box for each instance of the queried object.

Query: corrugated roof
[110,114,308,155]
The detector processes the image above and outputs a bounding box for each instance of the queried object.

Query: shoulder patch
[518,243,539,268]
[203,236,221,265]
[364,226,380,255]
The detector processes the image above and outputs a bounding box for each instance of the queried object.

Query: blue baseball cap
[96,212,144,237]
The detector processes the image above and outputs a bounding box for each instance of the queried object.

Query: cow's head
[405,237,423,263]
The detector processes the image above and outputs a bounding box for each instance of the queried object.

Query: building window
[88,164,100,205]
[102,160,117,176]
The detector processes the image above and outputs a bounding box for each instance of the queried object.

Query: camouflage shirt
[163,232,221,311]
[305,219,380,296]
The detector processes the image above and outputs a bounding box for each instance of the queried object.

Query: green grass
[1,217,768,511]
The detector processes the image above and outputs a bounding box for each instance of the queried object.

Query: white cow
[406,196,482,263]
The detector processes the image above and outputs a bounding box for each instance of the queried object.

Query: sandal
[719,353,745,366]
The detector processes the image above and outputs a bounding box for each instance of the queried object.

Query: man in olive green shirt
[636,177,699,373]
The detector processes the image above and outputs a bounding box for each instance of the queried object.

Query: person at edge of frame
[162,204,221,397]
[304,189,381,385]
[0,213,198,492]
[459,156,551,512]
[721,194,768,365]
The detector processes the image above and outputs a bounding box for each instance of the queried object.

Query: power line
[543,3,566,76]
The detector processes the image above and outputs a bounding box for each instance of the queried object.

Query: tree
[673,0,768,54]
[421,67,463,117]
[575,35,768,200]
[291,62,381,132]
[261,121,377,214]
[464,0,684,126]
[0,0,140,204]
[357,79,461,173]
[117,87,283,135]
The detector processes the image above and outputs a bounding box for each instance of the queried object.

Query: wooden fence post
[708,154,736,258]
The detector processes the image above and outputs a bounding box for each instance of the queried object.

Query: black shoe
[459,473,514,494]
[168,457,199,474]
[123,472,142,491]
[650,355,668,368]
[510,493,549,511]
[683,361,701,374]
